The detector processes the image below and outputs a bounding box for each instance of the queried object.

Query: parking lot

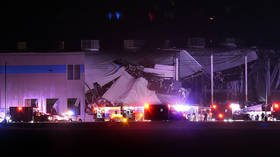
[1,121,280,156]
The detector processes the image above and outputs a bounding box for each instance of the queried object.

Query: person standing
[261,113,265,121]
[204,112,208,121]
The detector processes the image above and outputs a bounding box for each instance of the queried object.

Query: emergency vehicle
[144,103,169,121]
[210,102,234,121]
[271,102,280,120]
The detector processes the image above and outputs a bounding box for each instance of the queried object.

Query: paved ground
[0,121,279,157]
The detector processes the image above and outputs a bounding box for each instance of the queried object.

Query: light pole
[211,54,214,106]
[245,55,248,103]
[4,61,7,123]
[265,57,270,121]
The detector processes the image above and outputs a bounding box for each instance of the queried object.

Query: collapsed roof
[85,49,203,88]
[102,72,162,106]
[84,48,258,105]
[85,48,258,87]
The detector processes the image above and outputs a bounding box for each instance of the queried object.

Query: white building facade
[0,52,86,119]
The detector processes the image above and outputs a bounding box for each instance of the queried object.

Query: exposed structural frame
[210,54,249,105]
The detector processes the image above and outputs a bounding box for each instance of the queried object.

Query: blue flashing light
[115,11,121,20]
[107,12,113,20]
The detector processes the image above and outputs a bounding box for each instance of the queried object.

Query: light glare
[173,104,191,112]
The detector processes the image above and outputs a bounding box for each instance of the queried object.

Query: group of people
[252,113,272,121]
[186,112,209,121]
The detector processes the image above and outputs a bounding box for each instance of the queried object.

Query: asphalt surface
[0,121,279,157]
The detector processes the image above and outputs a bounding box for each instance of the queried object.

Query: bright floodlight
[173,104,191,112]
[229,103,241,112]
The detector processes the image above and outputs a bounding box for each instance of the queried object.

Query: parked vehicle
[210,103,233,121]
[33,111,52,122]
[9,106,33,122]
[51,111,82,122]
[144,103,169,121]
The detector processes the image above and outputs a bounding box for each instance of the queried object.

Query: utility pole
[245,55,248,102]
[175,55,179,81]
[265,57,270,120]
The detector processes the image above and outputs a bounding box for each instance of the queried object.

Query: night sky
[0,0,279,48]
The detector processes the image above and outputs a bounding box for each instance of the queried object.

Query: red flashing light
[218,113,224,119]
[273,103,279,110]
[212,104,217,110]
[17,107,23,112]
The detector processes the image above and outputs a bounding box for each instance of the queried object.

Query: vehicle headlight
[48,116,53,121]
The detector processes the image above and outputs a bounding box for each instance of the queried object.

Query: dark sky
[0,0,279,47]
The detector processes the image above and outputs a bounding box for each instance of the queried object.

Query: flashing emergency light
[273,103,279,110]
[17,107,23,112]
[212,104,217,110]
[218,113,224,119]
[107,12,113,20]
[273,103,279,109]
[115,11,121,20]
[144,103,150,110]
